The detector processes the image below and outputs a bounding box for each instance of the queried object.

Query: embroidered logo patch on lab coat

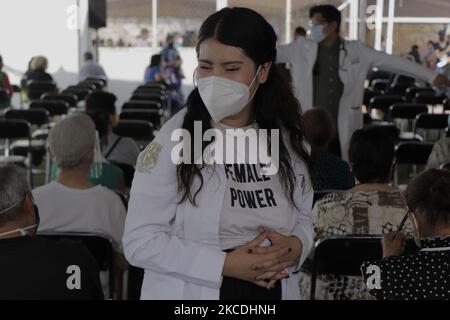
[136,141,163,173]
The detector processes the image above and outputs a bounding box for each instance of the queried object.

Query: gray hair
[0,165,30,220]
[48,113,96,170]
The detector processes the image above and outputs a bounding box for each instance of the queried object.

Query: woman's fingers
[256,271,289,282]
[246,231,269,248]
[254,260,296,273]
[249,245,283,255]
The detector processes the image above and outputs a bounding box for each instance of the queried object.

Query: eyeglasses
[308,19,328,27]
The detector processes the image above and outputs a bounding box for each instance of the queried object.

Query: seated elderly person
[85,91,140,168]
[299,126,412,300]
[302,108,354,191]
[362,168,450,300]
[49,111,126,193]
[0,164,103,299]
[32,113,127,296]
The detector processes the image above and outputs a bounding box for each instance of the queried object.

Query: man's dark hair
[86,110,109,139]
[85,91,117,116]
[348,126,395,183]
[309,5,341,33]
[405,169,450,228]
[302,108,335,150]
[295,26,306,36]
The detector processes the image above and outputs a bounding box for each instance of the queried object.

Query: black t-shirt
[0,236,104,300]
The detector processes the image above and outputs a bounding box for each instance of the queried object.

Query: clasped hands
[222,227,303,289]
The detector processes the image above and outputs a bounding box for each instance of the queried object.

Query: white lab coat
[277,37,437,160]
[123,109,314,300]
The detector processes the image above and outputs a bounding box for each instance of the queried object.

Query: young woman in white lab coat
[123,7,314,300]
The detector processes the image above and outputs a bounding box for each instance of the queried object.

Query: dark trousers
[219,249,282,300]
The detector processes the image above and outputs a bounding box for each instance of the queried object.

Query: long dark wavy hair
[177,7,311,206]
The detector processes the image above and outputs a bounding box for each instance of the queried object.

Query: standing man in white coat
[277,4,450,159]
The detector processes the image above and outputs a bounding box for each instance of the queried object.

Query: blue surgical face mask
[310,24,327,43]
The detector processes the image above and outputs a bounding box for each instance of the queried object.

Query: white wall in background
[0,0,89,90]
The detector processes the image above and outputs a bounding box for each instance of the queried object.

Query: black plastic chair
[405,86,435,102]
[41,92,78,107]
[26,80,57,100]
[133,87,166,96]
[75,82,97,91]
[29,100,69,117]
[122,100,162,111]
[38,233,115,299]
[386,82,411,95]
[370,79,390,92]
[140,82,167,91]
[309,236,419,300]
[113,120,155,147]
[120,109,161,128]
[366,123,400,140]
[62,86,93,101]
[5,109,50,167]
[0,119,32,182]
[389,103,427,142]
[414,113,449,140]
[414,91,447,113]
[130,93,166,107]
[363,88,384,107]
[393,142,434,185]
[369,95,405,115]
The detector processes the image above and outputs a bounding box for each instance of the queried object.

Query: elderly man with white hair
[32,114,127,290]
[0,164,104,299]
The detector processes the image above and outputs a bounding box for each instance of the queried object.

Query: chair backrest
[370,79,390,91]
[130,93,165,104]
[113,120,155,142]
[405,86,434,102]
[122,100,162,111]
[313,236,419,276]
[313,236,383,276]
[41,92,78,107]
[140,82,167,91]
[0,119,31,139]
[394,142,434,165]
[133,87,166,96]
[120,109,161,127]
[414,91,446,105]
[389,103,428,120]
[369,95,405,113]
[62,87,93,101]
[27,80,57,100]
[75,82,97,91]
[29,100,69,116]
[415,113,449,131]
[37,233,114,271]
[363,88,383,107]
[386,82,411,95]
[5,108,50,126]
[313,191,333,205]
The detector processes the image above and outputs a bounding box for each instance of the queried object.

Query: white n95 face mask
[197,66,261,123]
